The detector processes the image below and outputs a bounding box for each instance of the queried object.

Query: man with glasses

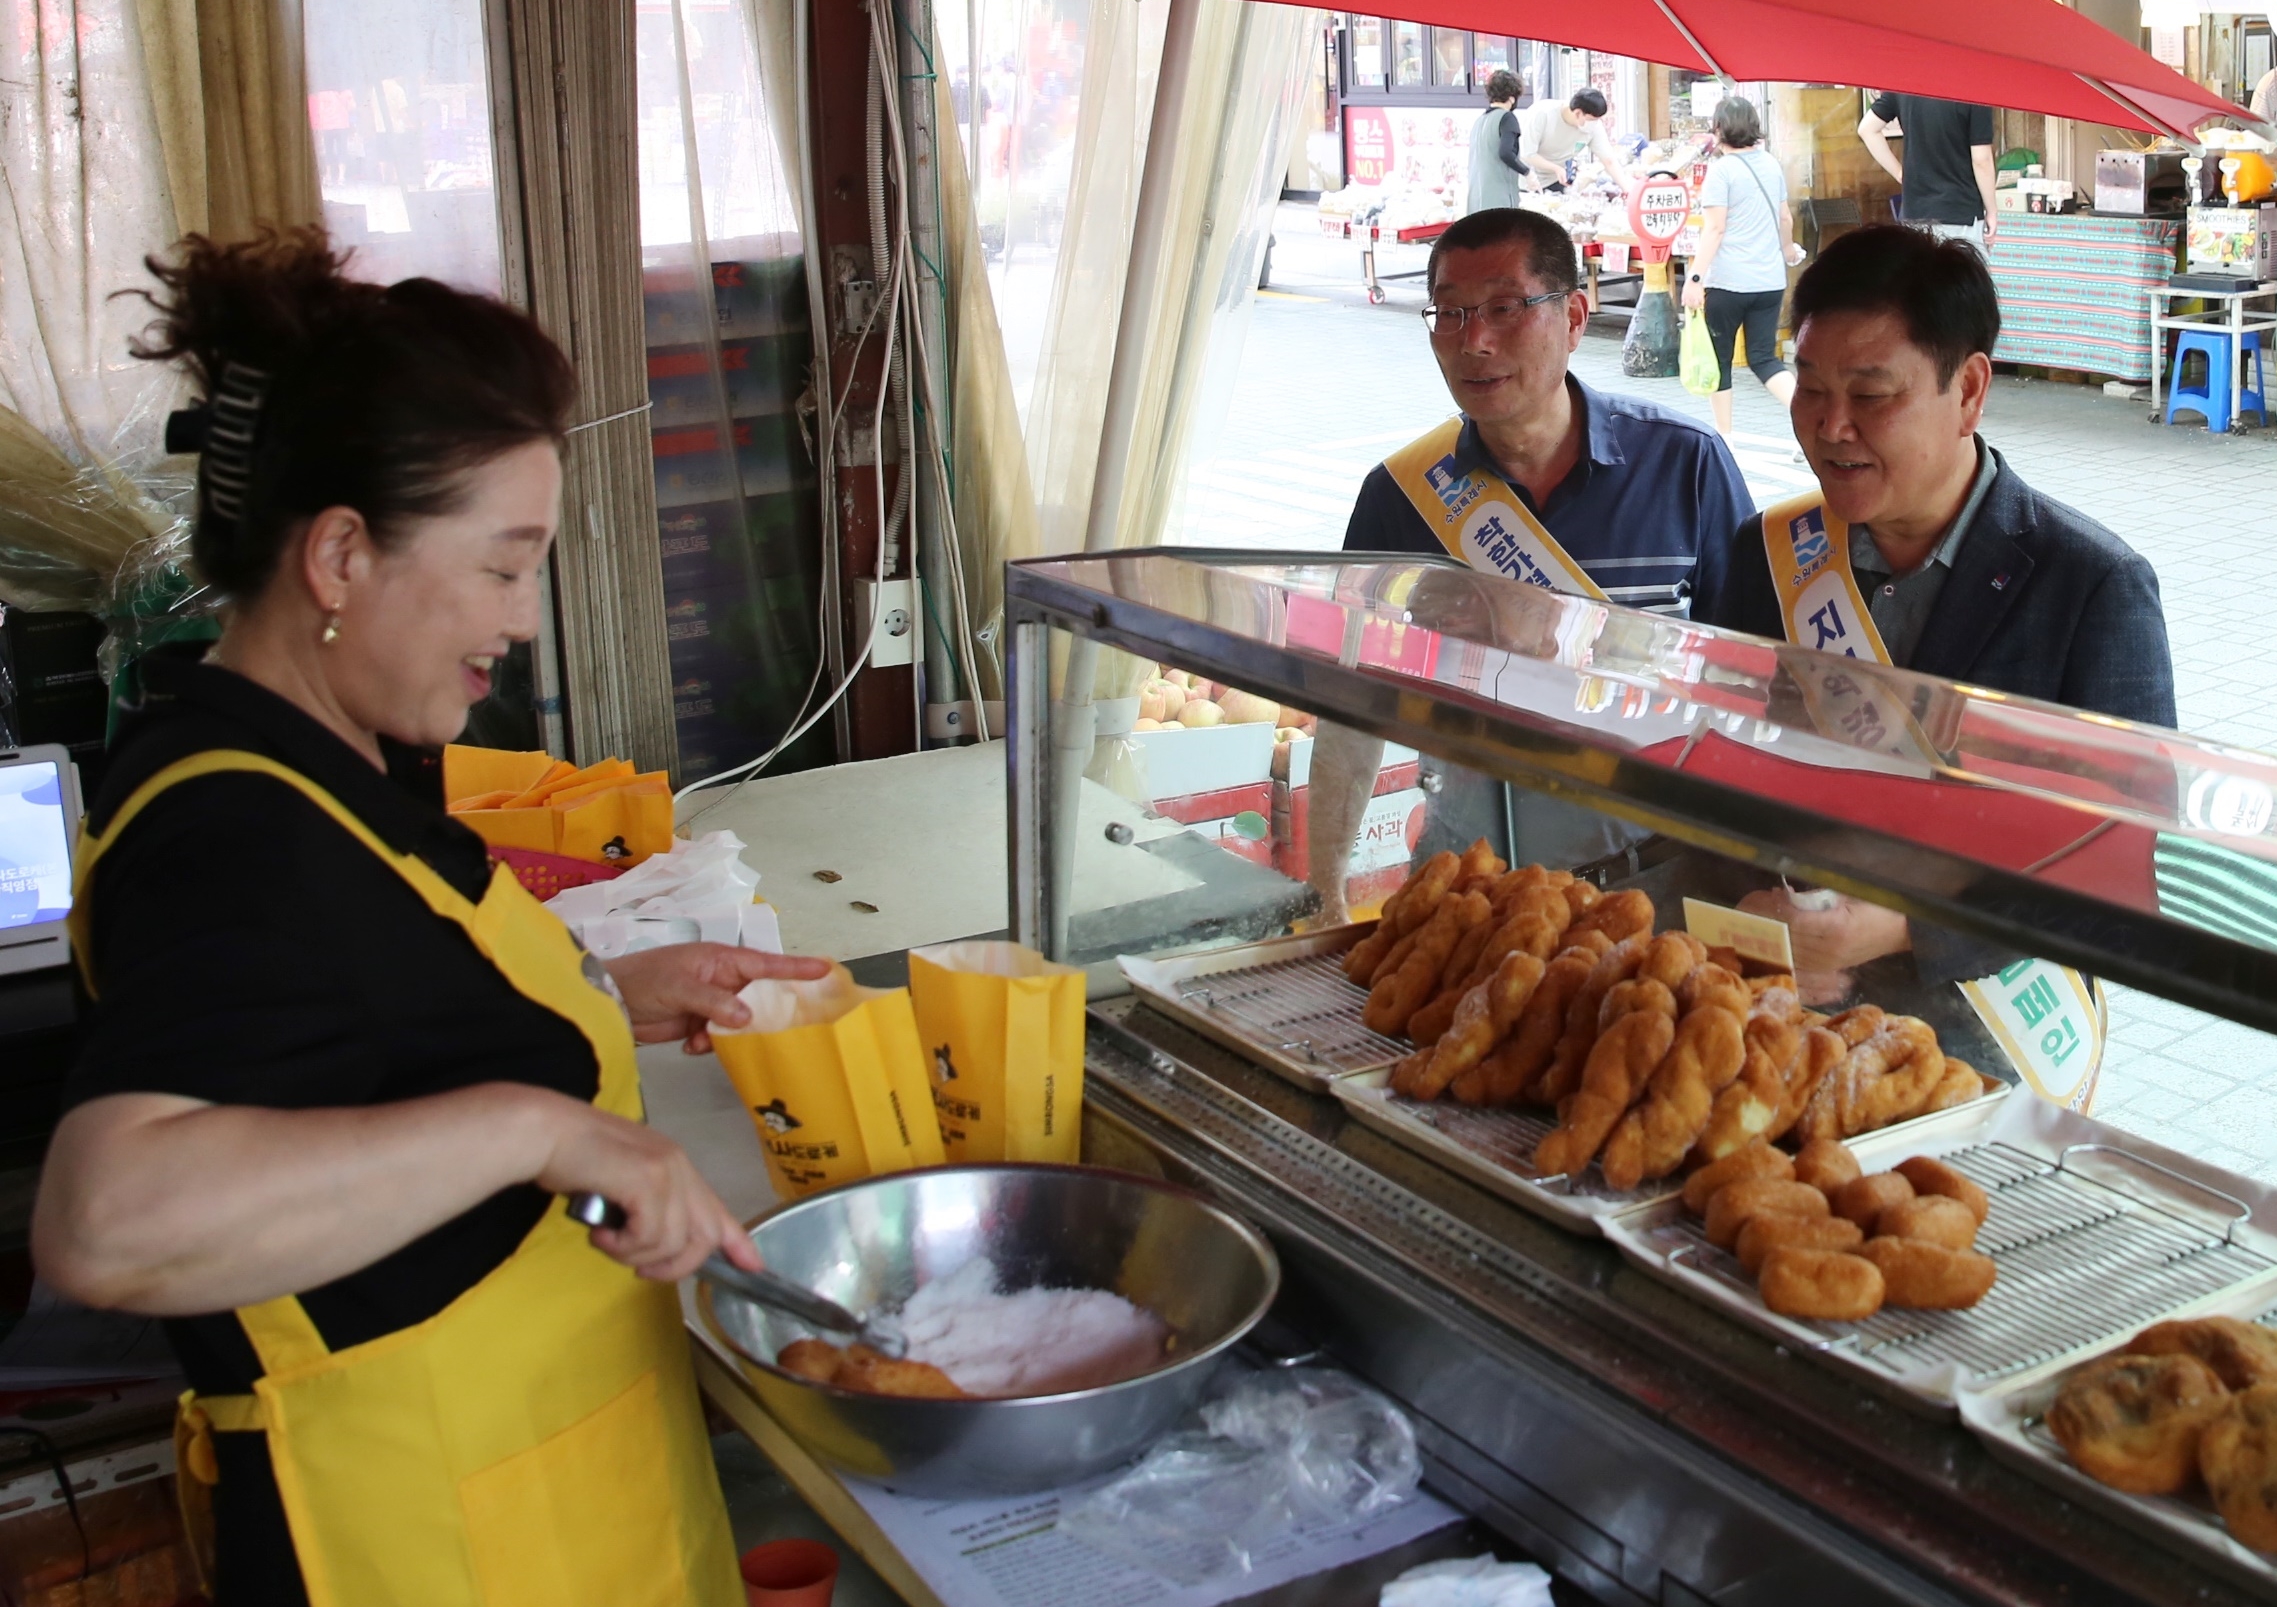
[1313,208,1751,920]
[1344,207,1749,611]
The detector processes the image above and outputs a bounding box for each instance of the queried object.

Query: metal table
[2147,280,2277,425]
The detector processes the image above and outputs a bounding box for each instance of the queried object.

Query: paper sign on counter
[1681,898,1795,970]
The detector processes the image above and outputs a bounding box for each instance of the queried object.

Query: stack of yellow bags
[441,744,675,866]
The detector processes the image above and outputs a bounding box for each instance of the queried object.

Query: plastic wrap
[544,829,781,957]
[0,392,214,700]
[1379,1555,1555,1607]
[1057,1367,1423,1585]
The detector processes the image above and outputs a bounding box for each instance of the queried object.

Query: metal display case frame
[1002,549,2277,1607]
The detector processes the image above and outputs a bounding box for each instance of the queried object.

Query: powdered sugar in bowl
[698,1165,1281,1496]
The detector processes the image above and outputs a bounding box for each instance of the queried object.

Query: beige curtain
[935,0,1314,671]
[936,71,1040,703]
[0,0,320,614]
[188,0,323,242]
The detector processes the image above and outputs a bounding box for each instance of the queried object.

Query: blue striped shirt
[1343,377,1751,615]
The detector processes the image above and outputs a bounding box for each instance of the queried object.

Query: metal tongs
[566,1192,907,1357]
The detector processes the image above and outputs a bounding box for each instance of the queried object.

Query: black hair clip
[200,361,270,524]
[164,403,212,455]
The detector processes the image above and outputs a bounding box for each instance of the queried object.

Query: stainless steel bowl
[697,1164,1280,1496]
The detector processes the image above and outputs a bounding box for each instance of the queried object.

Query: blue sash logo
[1425,453,1480,519]
[1789,508,1833,585]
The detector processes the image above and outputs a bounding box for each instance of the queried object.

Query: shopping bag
[1680,310,1719,397]
[711,967,946,1201]
[908,940,1084,1164]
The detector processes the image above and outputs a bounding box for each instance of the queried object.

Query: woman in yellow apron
[30,229,825,1606]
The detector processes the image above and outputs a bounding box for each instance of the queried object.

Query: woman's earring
[322,611,342,645]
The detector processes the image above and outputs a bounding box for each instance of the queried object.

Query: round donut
[1682,1140,1793,1216]
[1793,1138,1862,1199]
[1737,1211,1864,1276]
[1705,1178,1829,1250]
[1831,1171,1914,1231]
[2127,1316,2277,1392]
[1758,1247,1885,1321]
[1892,1155,1990,1225]
[2201,1384,2277,1551]
[2049,1353,2229,1495]
[1875,1194,1980,1252]
[1858,1236,1997,1309]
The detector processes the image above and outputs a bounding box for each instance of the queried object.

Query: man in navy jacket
[1692,224,2174,995]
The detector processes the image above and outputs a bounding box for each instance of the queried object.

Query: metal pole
[1048,0,1206,955]
[894,0,963,738]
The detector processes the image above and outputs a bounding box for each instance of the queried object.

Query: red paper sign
[1345,107,1393,188]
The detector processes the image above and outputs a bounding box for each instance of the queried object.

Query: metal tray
[1957,1288,2277,1600]
[1118,925,1407,1093]
[1337,1073,2009,1239]
[1603,1095,2277,1416]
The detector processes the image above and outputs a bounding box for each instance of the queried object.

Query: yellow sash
[1758,490,1888,662]
[74,750,741,1607]
[1382,418,1608,599]
[1760,494,2106,1110]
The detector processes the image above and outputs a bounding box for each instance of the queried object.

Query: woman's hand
[532,1096,762,1280]
[604,943,831,1054]
[1736,888,1911,1007]
[1682,278,1707,313]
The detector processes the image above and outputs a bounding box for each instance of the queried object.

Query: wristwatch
[1688,272,1704,283]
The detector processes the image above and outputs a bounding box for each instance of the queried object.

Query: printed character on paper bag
[753,1098,802,1134]
[933,1043,959,1082]
[600,835,630,863]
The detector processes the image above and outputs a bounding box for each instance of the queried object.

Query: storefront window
[1392,22,1424,87]
[302,0,502,292]
[1348,17,1385,88]
[633,0,826,779]
[1474,36,1513,81]
[1430,29,1469,90]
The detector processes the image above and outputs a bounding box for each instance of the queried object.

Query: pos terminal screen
[0,761,72,928]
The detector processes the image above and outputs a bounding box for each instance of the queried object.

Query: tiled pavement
[1175,205,2277,1178]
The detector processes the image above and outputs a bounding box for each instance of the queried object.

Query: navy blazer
[1691,444,2177,730]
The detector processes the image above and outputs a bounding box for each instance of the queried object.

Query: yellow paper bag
[442,743,557,802]
[908,940,1084,1164]
[711,966,946,1200]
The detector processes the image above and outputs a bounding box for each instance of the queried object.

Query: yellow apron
[1759,496,2107,1111]
[1382,418,1609,598]
[70,749,742,1607]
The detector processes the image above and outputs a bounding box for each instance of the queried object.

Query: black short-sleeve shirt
[66,648,602,1605]
[1868,93,1995,225]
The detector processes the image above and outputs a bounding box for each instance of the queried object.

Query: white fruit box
[1131,722,1274,801]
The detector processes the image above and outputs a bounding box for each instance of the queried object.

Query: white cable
[680,239,909,808]
[871,0,991,741]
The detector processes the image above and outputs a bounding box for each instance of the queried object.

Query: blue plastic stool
[2166,328,2267,432]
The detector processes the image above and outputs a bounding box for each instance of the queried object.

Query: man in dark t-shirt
[1858,93,1997,255]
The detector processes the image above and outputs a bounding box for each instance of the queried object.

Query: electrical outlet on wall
[859,579,918,667]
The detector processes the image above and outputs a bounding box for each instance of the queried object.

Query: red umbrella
[1305,0,2251,139]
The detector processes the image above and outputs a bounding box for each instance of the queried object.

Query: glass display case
[1003,549,2277,1607]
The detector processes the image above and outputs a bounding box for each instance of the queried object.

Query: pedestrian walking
[1682,95,1807,443]
[1858,91,1998,254]
[1466,70,1529,215]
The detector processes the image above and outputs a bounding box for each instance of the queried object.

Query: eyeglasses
[1420,289,1571,335]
